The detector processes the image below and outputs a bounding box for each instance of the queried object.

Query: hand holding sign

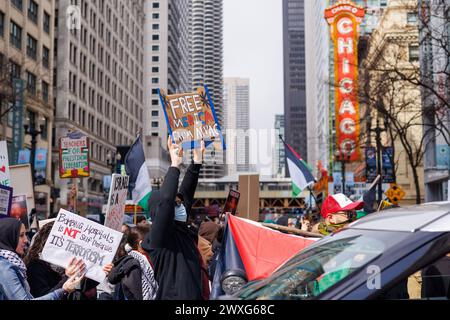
[168,136,184,168]
[193,139,206,164]
[62,270,86,294]
[65,257,86,277]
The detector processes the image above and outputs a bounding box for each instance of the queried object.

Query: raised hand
[168,135,183,168]
[193,139,206,164]
[65,257,86,277]
[102,263,113,276]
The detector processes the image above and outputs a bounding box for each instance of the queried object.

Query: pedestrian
[140,136,208,300]
[104,225,158,300]
[0,218,84,300]
[136,216,148,226]
[24,222,85,298]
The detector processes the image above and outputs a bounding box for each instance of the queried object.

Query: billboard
[325,1,365,161]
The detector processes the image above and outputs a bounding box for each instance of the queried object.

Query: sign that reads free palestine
[159,86,226,150]
[104,174,129,232]
[41,209,122,282]
[59,136,90,178]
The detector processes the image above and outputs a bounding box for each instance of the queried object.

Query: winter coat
[141,164,206,300]
[108,255,143,300]
[26,259,67,297]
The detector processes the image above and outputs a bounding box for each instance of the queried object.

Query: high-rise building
[223,77,250,176]
[54,0,145,215]
[283,0,308,166]
[272,114,285,178]
[0,0,56,219]
[191,0,224,179]
[143,0,191,178]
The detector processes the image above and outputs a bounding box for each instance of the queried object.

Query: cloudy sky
[224,0,283,176]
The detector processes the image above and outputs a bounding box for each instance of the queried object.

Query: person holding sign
[141,136,208,300]
[0,218,85,300]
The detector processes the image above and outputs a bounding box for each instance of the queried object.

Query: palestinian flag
[282,138,315,197]
[124,135,152,211]
[210,214,319,299]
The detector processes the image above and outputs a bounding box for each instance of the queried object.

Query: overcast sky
[224,0,283,176]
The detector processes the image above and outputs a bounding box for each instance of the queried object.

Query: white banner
[0,141,11,186]
[41,209,122,283]
[104,174,129,232]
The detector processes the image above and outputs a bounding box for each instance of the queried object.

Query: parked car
[228,201,450,300]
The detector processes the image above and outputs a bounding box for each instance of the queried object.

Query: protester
[0,218,84,300]
[141,137,208,300]
[24,222,86,298]
[105,225,158,300]
[136,216,148,226]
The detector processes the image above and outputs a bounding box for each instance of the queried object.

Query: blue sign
[103,175,112,193]
[436,145,450,169]
[11,79,25,166]
[34,149,47,184]
[18,149,31,164]
[365,147,377,183]
[382,147,395,183]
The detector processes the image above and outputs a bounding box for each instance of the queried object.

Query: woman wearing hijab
[0,218,84,300]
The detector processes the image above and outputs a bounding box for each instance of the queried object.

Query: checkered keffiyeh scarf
[0,249,27,280]
[128,250,158,300]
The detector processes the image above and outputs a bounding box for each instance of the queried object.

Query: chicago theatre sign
[325,1,365,161]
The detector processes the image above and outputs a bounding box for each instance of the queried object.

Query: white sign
[41,209,122,283]
[104,174,129,232]
[10,164,36,216]
[0,141,11,186]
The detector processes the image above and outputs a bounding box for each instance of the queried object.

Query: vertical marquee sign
[325,1,365,161]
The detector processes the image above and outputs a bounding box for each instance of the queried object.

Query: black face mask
[0,218,22,252]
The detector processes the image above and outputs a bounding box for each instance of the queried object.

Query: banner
[11,194,29,229]
[59,134,90,178]
[0,185,13,218]
[35,148,47,184]
[0,141,11,186]
[104,174,129,232]
[365,147,377,183]
[18,149,31,164]
[41,209,122,283]
[103,175,112,193]
[381,146,395,183]
[158,86,226,150]
[10,164,35,218]
[12,79,24,166]
[325,2,365,161]
[223,189,240,216]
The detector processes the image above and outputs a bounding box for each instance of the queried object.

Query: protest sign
[34,148,47,184]
[41,209,122,283]
[59,134,90,178]
[104,174,129,232]
[159,86,226,150]
[223,189,240,215]
[0,141,11,186]
[10,164,35,217]
[0,185,13,218]
[11,194,29,229]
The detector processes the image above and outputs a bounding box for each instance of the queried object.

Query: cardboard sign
[223,189,240,215]
[59,135,90,178]
[10,164,36,217]
[159,86,226,150]
[104,174,129,232]
[11,194,29,229]
[0,185,13,218]
[41,209,122,283]
[0,141,11,186]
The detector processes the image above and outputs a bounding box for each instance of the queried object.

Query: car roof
[347,201,450,232]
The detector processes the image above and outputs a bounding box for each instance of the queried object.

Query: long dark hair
[23,222,54,266]
[127,225,150,250]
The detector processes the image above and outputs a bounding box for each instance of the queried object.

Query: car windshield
[236,229,410,300]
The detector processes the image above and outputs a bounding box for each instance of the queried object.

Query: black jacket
[108,255,142,300]
[141,164,203,300]
[26,260,67,297]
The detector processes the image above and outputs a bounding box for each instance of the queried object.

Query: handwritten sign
[223,189,240,216]
[104,174,129,232]
[0,185,13,218]
[41,209,122,282]
[159,86,226,150]
[0,141,11,186]
[59,136,90,178]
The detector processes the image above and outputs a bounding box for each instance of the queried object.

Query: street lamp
[106,151,121,174]
[151,177,163,190]
[334,149,351,196]
[24,115,45,185]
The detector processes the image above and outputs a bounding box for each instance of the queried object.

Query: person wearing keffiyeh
[0,218,85,300]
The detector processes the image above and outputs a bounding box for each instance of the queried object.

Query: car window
[237,233,389,300]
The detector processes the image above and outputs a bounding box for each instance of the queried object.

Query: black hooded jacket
[141,164,203,300]
[108,255,142,300]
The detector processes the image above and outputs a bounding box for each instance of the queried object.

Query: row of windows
[8,1,51,34]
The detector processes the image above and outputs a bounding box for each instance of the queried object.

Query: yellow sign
[385,184,405,205]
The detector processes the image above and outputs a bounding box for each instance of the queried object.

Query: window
[151,110,159,117]
[151,121,159,128]
[12,0,23,11]
[43,11,50,34]
[27,71,36,96]
[152,45,159,51]
[151,132,158,137]
[41,117,48,140]
[10,21,22,50]
[152,78,159,84]
[152,67,159,73]
[27,34,37,60]
[152,56,159,62]
[28,0,38,24]
[42,46,50,69]
[152,13,159,19]
[407,13,418,25]
[42,81,49,103]
[0,11,4,38]
[152,89,158,95]
[409,45,419,62]
[152,24,159,30]
[151,99,159,105]
[152,34,159,41]
[152,2,159,8]
[10,61,21,79]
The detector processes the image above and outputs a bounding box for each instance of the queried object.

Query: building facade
[53,0,145,215]
[272,114,285,178]
[223,77,250,176]
[0,0,56,219]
